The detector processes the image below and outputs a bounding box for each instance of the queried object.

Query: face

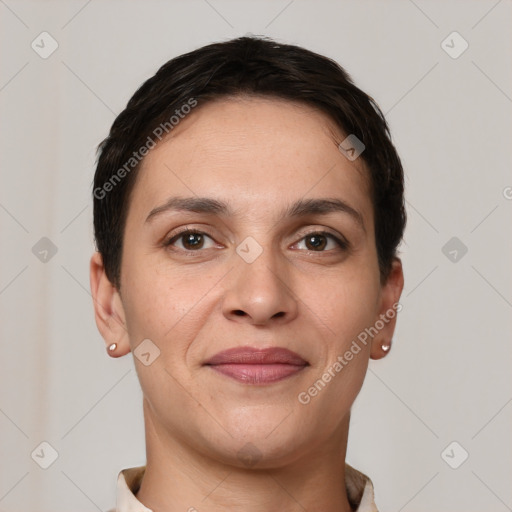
[91,96,403,468]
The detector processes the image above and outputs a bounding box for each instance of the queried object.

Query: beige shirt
[108,463,379,511]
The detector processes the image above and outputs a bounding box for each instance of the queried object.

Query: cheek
[121,280,170,341]
[302,267,380,346]
[297,276,378,419]
[120,254,219,360]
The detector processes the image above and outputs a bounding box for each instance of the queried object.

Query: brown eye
[181,232,204,249]
[295,231,347,252]
[165,230,215,251]
[305,234,327,251]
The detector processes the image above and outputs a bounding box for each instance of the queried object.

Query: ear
[89,251,130,357]
[370,258,404,360]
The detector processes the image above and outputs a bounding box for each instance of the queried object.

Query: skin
[90,96,404,512]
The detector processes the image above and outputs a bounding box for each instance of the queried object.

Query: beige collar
[111,462,379,512]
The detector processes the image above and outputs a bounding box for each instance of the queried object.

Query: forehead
[128,96,373,226]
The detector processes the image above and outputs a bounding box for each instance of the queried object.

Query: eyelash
[163,228,349,253]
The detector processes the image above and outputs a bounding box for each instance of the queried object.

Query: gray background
[1,1,511,511]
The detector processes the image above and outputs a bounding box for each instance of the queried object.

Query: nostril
[233,310,246,316]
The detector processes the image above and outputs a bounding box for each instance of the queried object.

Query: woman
[90,35,405,512]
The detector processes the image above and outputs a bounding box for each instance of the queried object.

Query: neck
[135,400,354,512]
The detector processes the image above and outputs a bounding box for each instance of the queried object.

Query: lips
[204,347,308,385]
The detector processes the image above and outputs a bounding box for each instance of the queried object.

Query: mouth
[203,347,309,385]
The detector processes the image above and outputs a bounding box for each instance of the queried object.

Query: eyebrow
[145,196,365,231]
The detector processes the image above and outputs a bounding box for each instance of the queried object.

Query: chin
[215,438,308,470]
[201,418,314,470]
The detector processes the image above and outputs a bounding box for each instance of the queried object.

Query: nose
[222,246,299,326]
